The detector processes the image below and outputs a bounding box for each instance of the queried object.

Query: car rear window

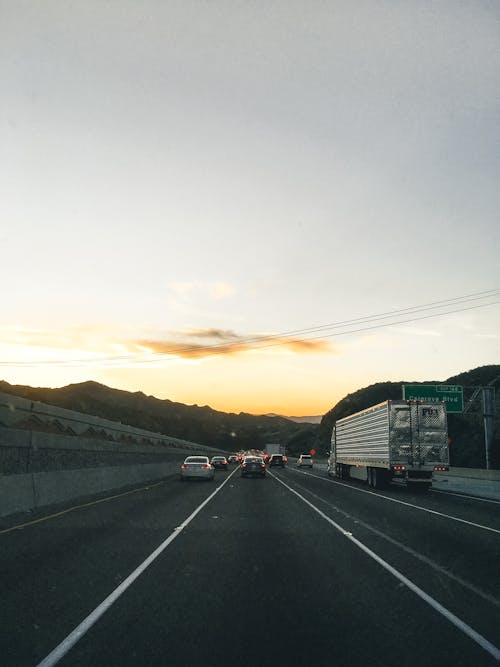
[186,457,208,463]
[301,455,311,459]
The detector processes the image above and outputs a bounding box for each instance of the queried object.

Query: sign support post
[482,386,495,470]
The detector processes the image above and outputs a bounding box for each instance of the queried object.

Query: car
[180,456,215,481]
[297,454,313,468]
[241,456,266,477]
[268,454,285,468]
[227,455,238,463]
[211,456,229,470]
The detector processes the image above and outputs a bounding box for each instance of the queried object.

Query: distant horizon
[1,360,497,418]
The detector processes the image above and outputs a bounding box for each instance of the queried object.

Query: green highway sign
[402,384,464,413]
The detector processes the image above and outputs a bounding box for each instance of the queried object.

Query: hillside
[316,365,500,468]
[0,380,316,453]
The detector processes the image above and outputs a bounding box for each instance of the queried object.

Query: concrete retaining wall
[435,467,500,481]
[0,460,183,517]
[0,391,227,519]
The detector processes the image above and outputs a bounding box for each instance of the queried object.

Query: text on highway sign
[402,384,464,413]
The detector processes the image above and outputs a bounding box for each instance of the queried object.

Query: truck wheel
[367,468,373,487]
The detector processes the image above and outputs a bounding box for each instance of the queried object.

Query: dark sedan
[241,456,266,478]
[268,454,285,468]
[211,456,229,470]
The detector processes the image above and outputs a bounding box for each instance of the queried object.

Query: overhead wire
[1,288,499,367]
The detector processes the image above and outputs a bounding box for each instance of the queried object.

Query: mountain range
[1,364,498,464]
[0,379,315,454]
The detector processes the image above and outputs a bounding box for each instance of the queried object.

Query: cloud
[0,324,332,368]
[208,282,236,300]
[168,281,236,300]
[0,325,99,349]
[134,329,332,359]
[182,328,240,340]
[168,282,196,295]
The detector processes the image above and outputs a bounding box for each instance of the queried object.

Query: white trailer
[265,443,284,456]
[327,400,449,490]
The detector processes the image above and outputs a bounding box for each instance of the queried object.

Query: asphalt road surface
[1,463,499,666]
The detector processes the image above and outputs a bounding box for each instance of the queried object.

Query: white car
[180,456,215,481]
[297,454,313,468]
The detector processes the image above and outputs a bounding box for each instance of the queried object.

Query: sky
[1,0,499,416]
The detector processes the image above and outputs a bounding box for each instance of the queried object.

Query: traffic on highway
[1,453,499,667]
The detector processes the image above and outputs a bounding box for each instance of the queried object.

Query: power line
[1,289,499,367]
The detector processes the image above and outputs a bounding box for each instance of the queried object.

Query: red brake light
[180,465,188,469]
[242,463,247,467]
[434,466,448,471]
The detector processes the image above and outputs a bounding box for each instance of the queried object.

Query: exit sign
[402,384,464,413]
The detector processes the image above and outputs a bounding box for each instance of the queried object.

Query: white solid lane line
[286,475,500,610]
[269,470,500,663]
[36,467,240,667]
[289,468,500,535]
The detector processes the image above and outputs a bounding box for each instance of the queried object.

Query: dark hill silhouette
[316,365,500,468]
[1,364,498,465]
[0,379,315,453]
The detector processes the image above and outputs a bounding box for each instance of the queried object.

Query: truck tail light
[392,465,406,471]
[434,466,448,471]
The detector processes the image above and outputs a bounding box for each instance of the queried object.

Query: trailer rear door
[389,402,448,465]
[415,404,449,465]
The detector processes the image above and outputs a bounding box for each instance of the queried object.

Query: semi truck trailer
[265,443,284,456]
[327,400,449,490]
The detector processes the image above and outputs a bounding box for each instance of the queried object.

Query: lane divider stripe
[36,467,239,667]
[285,475,500,610]
[269,470,500,663]
[290,468,500,535]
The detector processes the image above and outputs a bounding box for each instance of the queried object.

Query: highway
[1,463,499,666]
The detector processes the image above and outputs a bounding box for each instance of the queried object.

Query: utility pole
[483,386,496,470]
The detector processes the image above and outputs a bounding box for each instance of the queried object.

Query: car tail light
[242,463,247,468]
[201,465,210,469]
[180,465,188,469]
[261,463,265,468]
